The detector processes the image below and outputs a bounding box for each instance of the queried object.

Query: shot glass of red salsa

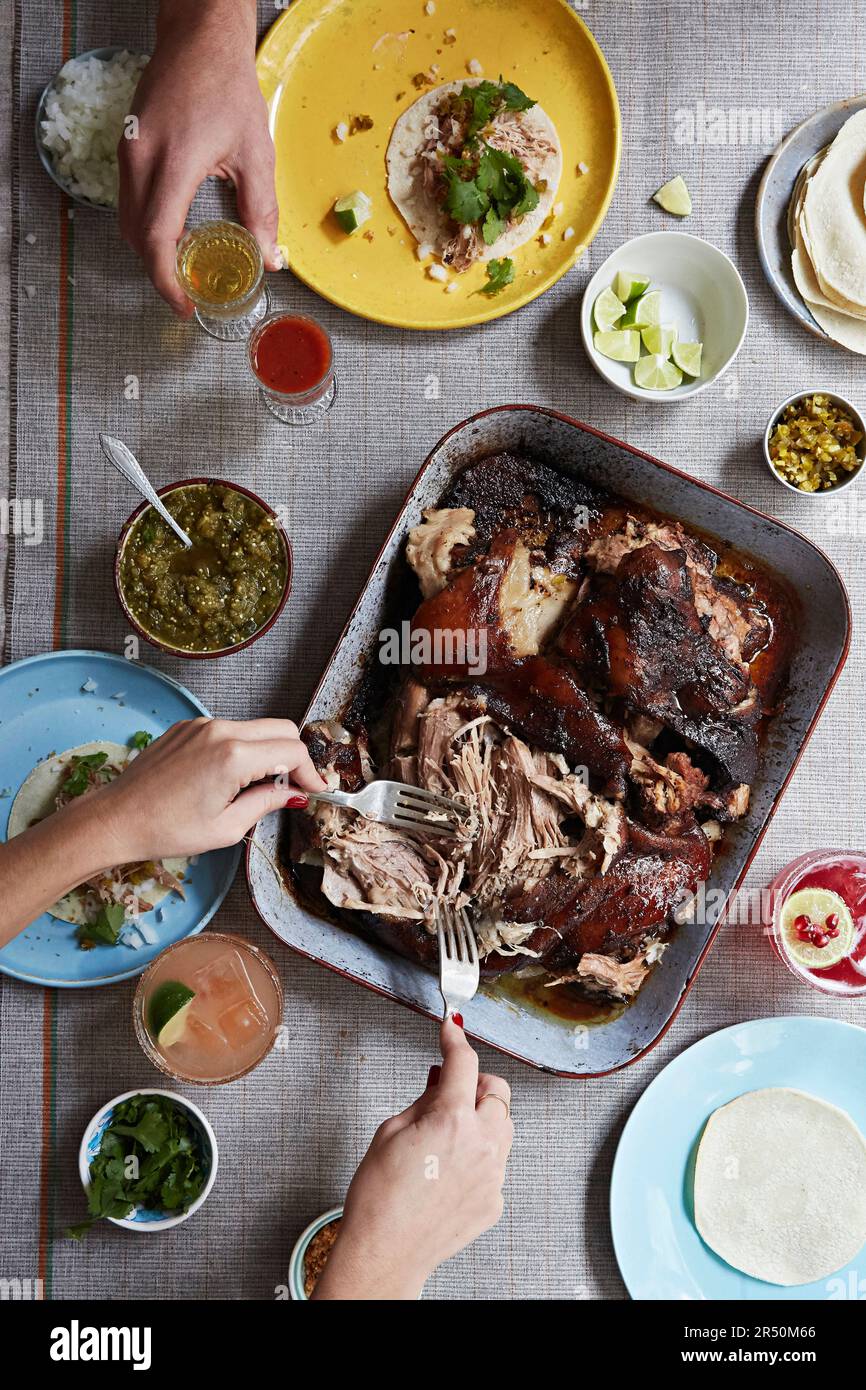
[248,313,336,425]
[766,850,866,996]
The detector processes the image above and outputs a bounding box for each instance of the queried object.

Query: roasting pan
[246,406,851,1076]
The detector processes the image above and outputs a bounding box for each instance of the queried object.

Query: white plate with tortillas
[757,95,866,353]
[611,1017,866,1299]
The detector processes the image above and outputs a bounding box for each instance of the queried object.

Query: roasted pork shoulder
[290,453,791,1005]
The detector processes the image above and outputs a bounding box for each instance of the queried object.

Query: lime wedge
[593,286,626,332]
[641,323,678,358]
[148,980,195,1048]
[333,191,372,233]
[621,290,663,330]
[633,354,683,390]
[672,340,703,377]
[614,270,650,303]
[653,175,692,217]
[594,328,640,362]
[780,888,855,971]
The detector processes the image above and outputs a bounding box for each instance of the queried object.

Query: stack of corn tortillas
[694,1087,866,1286]
[790,109,866,353]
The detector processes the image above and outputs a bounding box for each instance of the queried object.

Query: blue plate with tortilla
[611,1016,866,1300]
[0,650,240,988]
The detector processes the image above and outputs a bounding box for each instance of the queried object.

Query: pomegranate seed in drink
[812,932,830,949]
[826,913,840,930]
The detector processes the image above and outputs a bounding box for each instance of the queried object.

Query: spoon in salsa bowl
[99,434,193,549]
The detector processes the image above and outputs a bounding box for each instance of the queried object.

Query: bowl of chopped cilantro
[73,1090,218,1236]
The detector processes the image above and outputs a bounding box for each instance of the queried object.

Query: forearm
[0,801,118,949]
[156,0,257,46]
[311,1219,427,1301]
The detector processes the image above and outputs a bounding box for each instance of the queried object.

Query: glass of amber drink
[133,932,284,1084]
[175,220,270,341]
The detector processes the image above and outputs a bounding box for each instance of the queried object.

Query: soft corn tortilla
[801,109,866,312]
[386,79,562,263]
[694,1087,866,1286]
[7,740,187,926]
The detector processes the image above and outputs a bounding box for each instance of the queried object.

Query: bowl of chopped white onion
[35,46,149,210]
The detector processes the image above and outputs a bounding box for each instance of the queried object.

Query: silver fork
[303,781,466,837]
[436,902,480,1018]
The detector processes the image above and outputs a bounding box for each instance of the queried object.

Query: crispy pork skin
[441,452,606,565]
[558,543,761,786]
[585,514,771,670]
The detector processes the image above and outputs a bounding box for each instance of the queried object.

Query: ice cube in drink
[218,996,270,1049]
[191,949,256,1010]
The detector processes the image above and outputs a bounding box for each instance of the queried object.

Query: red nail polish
[284,794,308,808]
[426,1065,441,1089]
[452,1013,464,1029]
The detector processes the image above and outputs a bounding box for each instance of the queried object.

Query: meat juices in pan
[288,452,794,1013]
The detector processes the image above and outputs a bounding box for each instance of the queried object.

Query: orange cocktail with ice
[134,932,283,1084]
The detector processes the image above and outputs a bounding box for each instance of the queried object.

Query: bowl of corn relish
[764,390,865,495]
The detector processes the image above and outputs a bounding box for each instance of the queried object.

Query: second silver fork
[436,902,480,1019]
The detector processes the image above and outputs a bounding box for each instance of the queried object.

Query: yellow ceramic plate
[257,0,620,329]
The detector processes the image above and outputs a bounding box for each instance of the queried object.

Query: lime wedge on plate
[641,323,678,357]
[653,175,692,216]
[672,340,703,377]
[333,191,372,233]
[148,980,195,1048]
[634,354,683,390]
[593,286,626,332]
[594,328,640,362]
[614,271,650,303]
[780,888,855,971]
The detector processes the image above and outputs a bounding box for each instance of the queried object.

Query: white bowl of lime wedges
[580,231,748,401]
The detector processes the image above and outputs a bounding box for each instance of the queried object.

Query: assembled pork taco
[7,739,187,934]
[386,77,562,271]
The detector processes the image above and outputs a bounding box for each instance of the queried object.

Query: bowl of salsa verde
[115,479,291,657]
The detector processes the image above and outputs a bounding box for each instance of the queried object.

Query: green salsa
[119,484,288,652]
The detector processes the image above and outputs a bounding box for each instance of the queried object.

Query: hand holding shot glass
[175,220,270,341]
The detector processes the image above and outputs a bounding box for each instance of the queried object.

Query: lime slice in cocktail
[148,980,195,1048]
[780,888,855,971]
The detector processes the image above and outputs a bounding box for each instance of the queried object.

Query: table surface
[1,0,864,1301]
